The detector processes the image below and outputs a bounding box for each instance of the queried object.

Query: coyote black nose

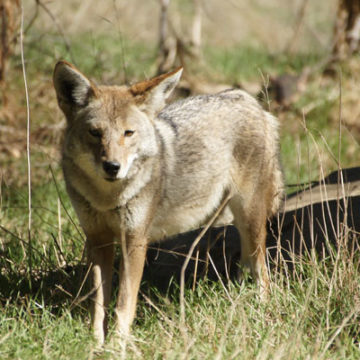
[102,161,120,176]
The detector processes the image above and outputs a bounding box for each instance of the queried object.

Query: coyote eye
[89,128,102,138]
[124,130,135,137]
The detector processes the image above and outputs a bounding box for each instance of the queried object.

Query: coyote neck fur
[62,149,163,213]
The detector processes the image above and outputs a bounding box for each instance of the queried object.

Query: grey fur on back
[156,89,283,216]
[144,89,283,242]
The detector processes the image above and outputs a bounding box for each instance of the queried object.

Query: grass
[1,28,360,358]
[1,260,359,359]
[205,45,322,83]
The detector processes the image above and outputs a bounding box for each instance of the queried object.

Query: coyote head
[53,61,182,182]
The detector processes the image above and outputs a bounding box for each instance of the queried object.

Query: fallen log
[144,167,360,289]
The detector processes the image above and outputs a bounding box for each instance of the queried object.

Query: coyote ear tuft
[53,61,96,115]
[130,67,183,114]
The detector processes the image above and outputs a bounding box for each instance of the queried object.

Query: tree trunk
[332,0,360,60]
[0,0,20,108]
[156,0,203,75]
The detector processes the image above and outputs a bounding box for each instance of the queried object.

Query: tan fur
[53,61,284,345]
[130,66,183,96]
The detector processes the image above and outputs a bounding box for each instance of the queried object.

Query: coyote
[53,60,283,344]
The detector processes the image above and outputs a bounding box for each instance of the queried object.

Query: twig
[0,330,13,345]
[37,0,75,64]
[55,284,73,298]
[20,0,32,286]
[258,69,271,112]
[191,0,202,52]
[49,165,85,242]
[207,252,233,304]
[112,0,128,84]
[139,290,174,329]
[147,245,207,264]
[69,273,100,309]
[50,233,66,267]
[24,0,39,35]
[284,0,309,54]
[70,263,92,310]
[222,229,230,283]
[320,307,359,358]
[179,191,232,332]
[191,248,199,291]
[159,0,170,55]
[57,198,64,264]
[336,68,343,242]
[0,225,53,268]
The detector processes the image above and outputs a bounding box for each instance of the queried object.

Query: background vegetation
[0,0,359,358]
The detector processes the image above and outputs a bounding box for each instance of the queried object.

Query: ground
[0,1,359,359]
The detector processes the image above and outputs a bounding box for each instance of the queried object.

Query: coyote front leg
[115,234,147,337]
[87,232,115,345]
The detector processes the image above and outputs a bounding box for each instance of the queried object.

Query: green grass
[205,44,322,83]
[0,302,92,359]
[1,260,359,359]
[22,31,158,85]
[1,30,360,358]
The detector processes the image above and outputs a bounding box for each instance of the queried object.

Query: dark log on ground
[143,167,360,290]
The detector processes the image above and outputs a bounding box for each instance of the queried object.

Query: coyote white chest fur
[53,61,283,345]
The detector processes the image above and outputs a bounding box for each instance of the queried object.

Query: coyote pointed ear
[53,60,97,117]
[130,67,183,114]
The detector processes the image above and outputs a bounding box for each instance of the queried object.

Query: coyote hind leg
[230,196,270,297]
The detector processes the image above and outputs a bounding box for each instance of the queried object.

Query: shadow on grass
[1,168,360,311]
